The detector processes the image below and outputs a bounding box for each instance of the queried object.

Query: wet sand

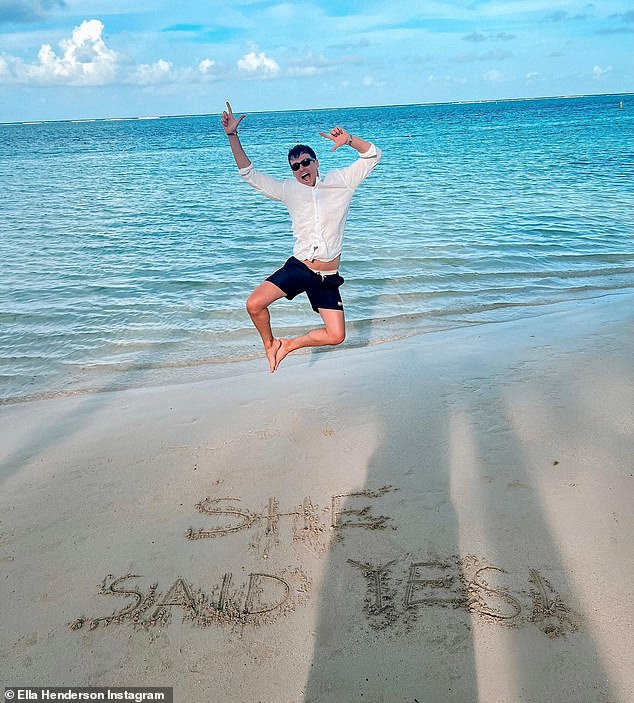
[1,292,633,703]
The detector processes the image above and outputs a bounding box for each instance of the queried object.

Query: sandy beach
[1,292,633,703]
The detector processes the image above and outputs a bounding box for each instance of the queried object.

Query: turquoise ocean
[1,94,633,403]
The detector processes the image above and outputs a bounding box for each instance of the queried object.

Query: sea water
[1,94,633,402]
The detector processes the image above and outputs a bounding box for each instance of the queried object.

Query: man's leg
[274,308,345,371]
[246,281,287,372]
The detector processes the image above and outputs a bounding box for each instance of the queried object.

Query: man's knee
[328,328,346,346]
[246,294,263,316]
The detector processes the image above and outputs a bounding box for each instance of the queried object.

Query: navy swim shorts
[267,257,345,313]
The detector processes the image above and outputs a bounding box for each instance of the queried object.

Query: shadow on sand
[301,319,619,702]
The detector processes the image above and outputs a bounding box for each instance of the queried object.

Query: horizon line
[1,91,631,126]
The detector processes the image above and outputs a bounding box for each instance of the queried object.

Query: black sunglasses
[290,157,315,171]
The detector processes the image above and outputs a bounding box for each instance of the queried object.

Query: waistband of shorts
[292,257,339,276]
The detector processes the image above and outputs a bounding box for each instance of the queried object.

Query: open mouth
[301,172,311,182]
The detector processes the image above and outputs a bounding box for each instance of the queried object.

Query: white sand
[1,292,633,703]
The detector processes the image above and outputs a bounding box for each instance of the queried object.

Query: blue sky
[0,0,632,121]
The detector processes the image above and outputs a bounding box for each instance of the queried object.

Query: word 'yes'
[349,554,579,637]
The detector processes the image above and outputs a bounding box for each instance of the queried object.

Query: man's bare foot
[273,339,292,371]
[265,339,281,373]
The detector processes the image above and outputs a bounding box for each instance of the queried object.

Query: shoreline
[1,288,633,701]
[3,288,633,407]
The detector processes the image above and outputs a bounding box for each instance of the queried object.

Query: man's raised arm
[319,126,373,154]
[221,102,250,169]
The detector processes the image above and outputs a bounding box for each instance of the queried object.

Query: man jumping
[221,101,381,372]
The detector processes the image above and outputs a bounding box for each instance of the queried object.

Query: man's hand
[319,126,351,151]
[221,101,245,135]
[221,101,251,169]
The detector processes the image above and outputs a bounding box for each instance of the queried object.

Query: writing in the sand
[70,568,309,631]
[72,485,578,638]
[348,554,579,637]
[71,555,577,637]
[185,486,395,553]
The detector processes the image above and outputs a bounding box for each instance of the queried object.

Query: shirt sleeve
[238,163,285,202]
[337,143,382,191]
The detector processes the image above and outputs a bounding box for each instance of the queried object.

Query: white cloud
[592,64,612,78]
[199,58,216,74]
[237,50,279,78]
[0,55,10,79]
[286,51,339,78]
[129,59,175,85]
[427,73,468,85]
[362,74,385,87]
[0,19,223,87]
[484,69,505,84]
[0,18,118,85]
[128,58,205,85]
[198,58,222,82]
[287,65,320,77]
[32,19,116,85]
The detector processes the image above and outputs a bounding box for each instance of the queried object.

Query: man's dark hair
[288,144,317,163]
